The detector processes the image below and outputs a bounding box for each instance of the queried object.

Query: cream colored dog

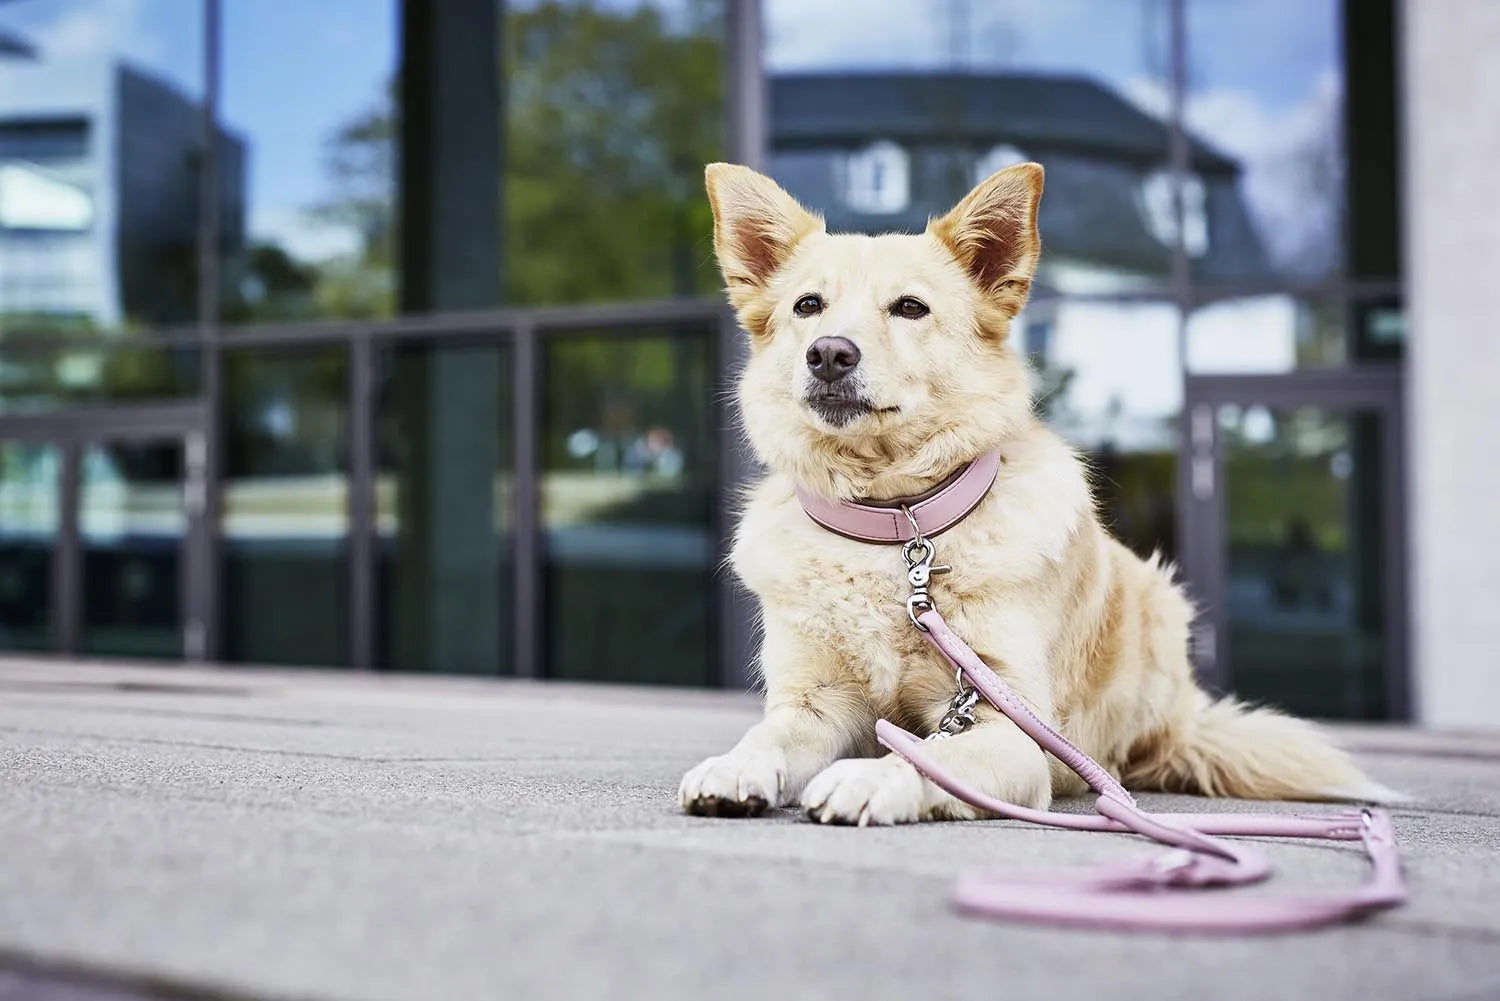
[680,162,1392,825]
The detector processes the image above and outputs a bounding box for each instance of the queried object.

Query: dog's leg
[800,715,1051,825]
[681,621,873,817]
[802,623,1056,825]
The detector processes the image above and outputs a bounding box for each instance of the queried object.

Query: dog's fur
[680,162,1395,825]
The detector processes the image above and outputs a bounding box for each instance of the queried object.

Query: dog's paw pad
[679,750,785,817]
[800,756,926,826]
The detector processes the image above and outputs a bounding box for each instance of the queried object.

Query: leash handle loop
[876,607,1407,934]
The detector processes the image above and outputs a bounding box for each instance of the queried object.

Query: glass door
[79,439,190,658]
[0,406,209,661]
[1181,371,1407,720]
[0,440,61,652]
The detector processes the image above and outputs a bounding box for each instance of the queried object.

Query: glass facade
[79,439,185,658]
[1185,0,1344,284]
[0,440,57,651]
[543,329,716,685]
[0,1,1407,716]
[1218,404,1388,718]
[218,0,399,323]
[221,348,349,666]
[378,342,512,675]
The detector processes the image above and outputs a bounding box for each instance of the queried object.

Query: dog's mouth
[804,388,898,428]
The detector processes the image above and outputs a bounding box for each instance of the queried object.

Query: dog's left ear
[929,163,1043,317]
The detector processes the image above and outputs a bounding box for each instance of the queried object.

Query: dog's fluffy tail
[1127,694,1406,804]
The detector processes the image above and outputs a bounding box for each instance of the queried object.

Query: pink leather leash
[878,607,1406,933]
[797,453,1407,934]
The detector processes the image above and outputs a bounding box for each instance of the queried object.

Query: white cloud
[1122,71,1343,277]
[249,206,361,264]
[766,0,950,71]
[15,0,192,92]
[1185,70,1343,276]
[32,0,162,63]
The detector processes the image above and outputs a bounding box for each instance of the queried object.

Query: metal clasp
[929,686,981,739]
[900,505,977,739]
[901,508,949,631]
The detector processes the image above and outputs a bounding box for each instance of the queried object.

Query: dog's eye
[892,296,930,319]
[793,294,824,317]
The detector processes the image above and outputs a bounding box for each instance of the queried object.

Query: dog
[680,161,1395,825]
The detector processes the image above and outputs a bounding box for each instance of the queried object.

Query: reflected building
[771,72,1273,292]
[0,56,245,331]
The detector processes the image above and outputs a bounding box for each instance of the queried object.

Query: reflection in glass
[0,441,57,651]
[504,1,726,305]
[80,440,184,658]
[0,345,201,415]
[1186,0,1344,282]
[1022,299,1180,560]
[1220,406,1386,718]
[219,0,398,322]
[0,1,230,334]
[222,349,348,666]
[378,344,512,674]
[1187,296,1347,373]
[543,331,715,685]
[765,0,1172,292]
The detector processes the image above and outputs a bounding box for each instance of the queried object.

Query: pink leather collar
[795,450,1002,543]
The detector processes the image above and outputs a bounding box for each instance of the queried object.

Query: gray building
[769,72,1271,291]
[0,56,245,331]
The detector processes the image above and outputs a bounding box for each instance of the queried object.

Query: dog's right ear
[705,163,823,307]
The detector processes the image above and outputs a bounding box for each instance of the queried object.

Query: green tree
[503,0,724,304]
[290,0,724,313]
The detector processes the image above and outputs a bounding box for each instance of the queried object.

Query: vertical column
[348,334,376,670]
[394,0,505,674]
[715,0,766,689]
[198,0,224,661]
[1403,0,1500,728]
[510,323,540,679]
[54,443,82,656]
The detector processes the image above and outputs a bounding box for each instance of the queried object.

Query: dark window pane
[1219,405,1387,718]
[218,1,398,322]
[543,329,715,685]
[0,440,57,652]
[1186,0,1344,283]
[504,1,726,305]
[765,0,1172,293]
[378,343,512,674]
[0,1,213,333]
[222,349,348,666]
[80,440,184,658]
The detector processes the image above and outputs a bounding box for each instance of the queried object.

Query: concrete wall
[1403,0,1500,729]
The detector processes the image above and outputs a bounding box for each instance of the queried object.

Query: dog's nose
[806,336,861,384]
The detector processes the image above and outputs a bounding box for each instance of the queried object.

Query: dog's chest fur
[732,428,1091,721]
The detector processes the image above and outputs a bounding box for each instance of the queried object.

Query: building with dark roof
[769,72,1272,289]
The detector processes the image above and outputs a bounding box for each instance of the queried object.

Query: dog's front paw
[679,748,787,817]
[801,756,927,826]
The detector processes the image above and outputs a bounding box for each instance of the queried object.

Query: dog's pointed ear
[705,163,823,303]
[929,163,1043,317]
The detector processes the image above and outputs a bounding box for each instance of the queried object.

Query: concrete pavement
[2,657,1499,1001]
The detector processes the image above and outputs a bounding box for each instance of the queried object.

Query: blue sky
[1,0,1340,264]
